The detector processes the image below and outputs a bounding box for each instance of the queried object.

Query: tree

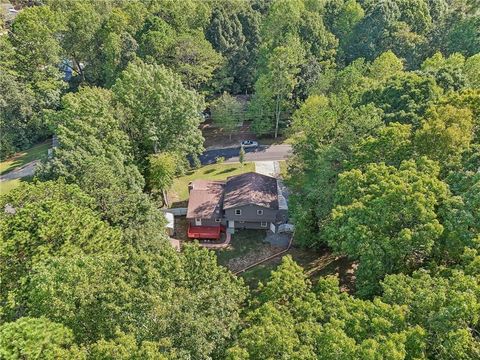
[10,5,65,109]
[368,50,404,82]
[446,15,480,57]
[421,52,468,91]
[251,35,305,137]
[239,145,245,165]
[56,1,103,84]
[0,317,84,359]
[210,93,244,140]
[230,257,427,359]
[0,180,121,320]
[324,158,449,296]
[38,86,152,229]
[349,122,414,169]
[288,95,382,248]
[415,104,474,167]
[26,252,137,344]
[162,30,223,90]
[146,152,177,206]
[382,269,480,359]
[112,61,205,164]
[363,72,443,128]
[206,1,261,93]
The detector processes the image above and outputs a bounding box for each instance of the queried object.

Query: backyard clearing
[240,246,357,291]
[216,230,286,273]
[168,162,254,206]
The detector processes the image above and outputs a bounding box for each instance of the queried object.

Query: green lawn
[0,179,21,196]
[279,160,288,179]
[0,141,50,175]
[169,162,255,205]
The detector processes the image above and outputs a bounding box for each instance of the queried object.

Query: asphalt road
[199,144,292,164]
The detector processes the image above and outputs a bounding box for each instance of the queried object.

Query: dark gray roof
[223,172,278,210]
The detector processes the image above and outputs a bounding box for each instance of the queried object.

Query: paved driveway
[0,160,39,182]
[199,145,292,165]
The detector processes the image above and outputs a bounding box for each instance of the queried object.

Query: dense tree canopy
[1,0,479,358]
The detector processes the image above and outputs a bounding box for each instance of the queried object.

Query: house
[186,172,287,239]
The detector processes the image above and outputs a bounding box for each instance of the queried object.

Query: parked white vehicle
[240,140,258,148]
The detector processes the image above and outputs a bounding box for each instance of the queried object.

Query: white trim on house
[195,218,202,226]
[215,218,221,222]
[235,209,242,215]
[257,209,264,215]
[261,221,268,227]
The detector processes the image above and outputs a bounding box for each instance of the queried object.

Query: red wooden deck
[187,224,222,240]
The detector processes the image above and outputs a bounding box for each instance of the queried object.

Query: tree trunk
[162,189,169,208]
[274,95,281,139]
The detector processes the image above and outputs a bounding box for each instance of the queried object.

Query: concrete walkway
[255,160,280,177]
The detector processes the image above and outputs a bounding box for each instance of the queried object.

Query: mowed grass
[0,179,21,196]
[0,141,50,175]
[169,162,254,205]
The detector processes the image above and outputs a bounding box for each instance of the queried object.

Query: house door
[228,220,234,228]
[195,218,202,226]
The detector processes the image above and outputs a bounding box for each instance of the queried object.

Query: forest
[0,0,479,359]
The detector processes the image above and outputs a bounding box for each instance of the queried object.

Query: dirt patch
[173,216,189,241]
[201,119,288,149]
[202,122,257,149]
[241,245,357,292]
[223,243,285,273]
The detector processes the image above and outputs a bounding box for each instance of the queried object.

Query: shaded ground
[0,141,50,176]
[202,121,287,149]
[168,162,255,206]
[241,246,357,292]
[216,230,285,273]
[0,141,50,195]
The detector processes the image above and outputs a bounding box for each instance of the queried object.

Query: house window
[195,218,202,226]
[261,221,267,227]
[239,221,245,224]
[215,218,221,223]
[257,209,264,215]
[235,209,242,215]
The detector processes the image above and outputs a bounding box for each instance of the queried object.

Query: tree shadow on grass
[216,167,238,175]
[203,168,216,174]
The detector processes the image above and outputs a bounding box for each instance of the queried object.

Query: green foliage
[211,93,244,139]
[112,61,205,164]
[363,72,443,127]
[0,317,84,359]
[0,180,121,320]
[206,1,261,93]
[26,252,135,344]
[324,158,449,296]
[415,104,474,167]
[382,269,480,359]
[230,257,428,359]
[350,122,414,168]
[37,86,153,230]
[239,146,245,165]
